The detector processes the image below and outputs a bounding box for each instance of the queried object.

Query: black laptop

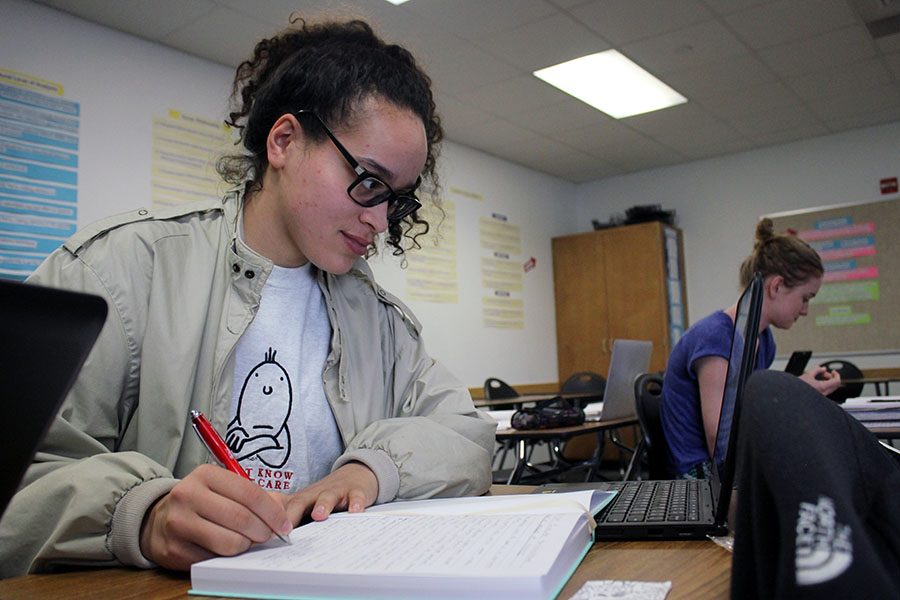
[538,272,764,540]
[0,279,107,521]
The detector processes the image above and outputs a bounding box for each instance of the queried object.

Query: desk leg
[506,439,528,485]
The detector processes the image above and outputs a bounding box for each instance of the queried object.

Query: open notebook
[0,279,107,521]
[191,490,617,600]
[540,272,764,540]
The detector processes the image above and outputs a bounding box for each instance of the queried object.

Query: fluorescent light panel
[384,0,410,4]
[534,50,687,119]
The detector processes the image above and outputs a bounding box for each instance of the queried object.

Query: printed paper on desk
[569,580,672,600]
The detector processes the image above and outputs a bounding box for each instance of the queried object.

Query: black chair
[630,372,669,480]
[557,371,607,476]
[484,377,523,478]
[483,377,519,408]
[819,359,864,404]
[560,371,606,400]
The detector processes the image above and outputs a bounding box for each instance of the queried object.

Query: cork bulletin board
[765,197,900,356]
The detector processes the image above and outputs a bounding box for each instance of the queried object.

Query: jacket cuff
[332,449,399,505]
[108,477,178,568]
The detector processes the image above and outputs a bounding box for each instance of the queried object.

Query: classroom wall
[574,122,900,370]
[1,0,576,388]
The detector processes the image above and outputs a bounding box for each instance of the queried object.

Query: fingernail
[280,519,293,534]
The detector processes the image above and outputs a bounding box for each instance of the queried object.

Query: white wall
[1,0,576,388]
[574,123,900,370]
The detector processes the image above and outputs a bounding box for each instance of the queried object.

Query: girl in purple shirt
[661,218,842,478]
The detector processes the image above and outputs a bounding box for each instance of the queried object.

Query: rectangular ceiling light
[534,50,687,119]
[385,0,410,4]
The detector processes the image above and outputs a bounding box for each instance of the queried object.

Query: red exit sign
[880,177,898,194]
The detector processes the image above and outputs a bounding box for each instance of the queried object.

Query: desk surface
[494,416,638,440]
[0,486,732,600]
[0,540,731,600]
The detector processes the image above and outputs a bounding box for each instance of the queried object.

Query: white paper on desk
[569,580,672,600]
[583,401,605,421]
[841,399,900,421]
[486,408,515,430]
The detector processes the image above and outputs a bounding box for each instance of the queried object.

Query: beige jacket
[0,194,495,577]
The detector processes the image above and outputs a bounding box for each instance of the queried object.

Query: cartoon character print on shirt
[226,347,292,469]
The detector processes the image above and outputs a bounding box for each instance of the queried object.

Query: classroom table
[495,416,638,484]
[0,486,733,600]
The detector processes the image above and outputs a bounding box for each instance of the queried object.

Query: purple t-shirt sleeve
[660,311,737,476]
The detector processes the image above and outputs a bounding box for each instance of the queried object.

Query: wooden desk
[844,367,900,396]
[495,417,638,484]
[0,541,731,600]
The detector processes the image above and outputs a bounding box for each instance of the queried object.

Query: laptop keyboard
[600,480,701,523]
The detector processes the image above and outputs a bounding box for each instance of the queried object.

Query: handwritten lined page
[225,512,581,574]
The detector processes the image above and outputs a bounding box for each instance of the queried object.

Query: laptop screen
[0,280,107,521]
[709,273,763,517]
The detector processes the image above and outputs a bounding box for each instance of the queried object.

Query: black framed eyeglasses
[294,110,422,222]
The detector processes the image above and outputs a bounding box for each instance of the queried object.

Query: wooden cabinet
[553,221,687,463]
[552,221,687,382]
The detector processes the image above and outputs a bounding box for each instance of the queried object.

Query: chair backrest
[633,372,668,479]
[819,359,864,404]
[484,377,519,400]
[560,371,606,396]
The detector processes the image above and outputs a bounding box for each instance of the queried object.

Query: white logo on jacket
[795,495,853,586]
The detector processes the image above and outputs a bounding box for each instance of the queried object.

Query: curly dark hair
[739,218,823,288]
[217,15,443,256]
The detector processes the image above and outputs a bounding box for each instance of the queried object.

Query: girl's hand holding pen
[138,464,294,571]
[136,411,293,571]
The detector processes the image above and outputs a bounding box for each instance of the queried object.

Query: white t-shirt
[227,263,342,493]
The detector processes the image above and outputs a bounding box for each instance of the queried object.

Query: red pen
[189,410,291,544]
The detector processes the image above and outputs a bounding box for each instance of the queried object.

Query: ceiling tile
[506,98,608,136]
[663,53,777,99]
[472,13,610,72]
[423,45,521,97]
[727,103,821,136]
[402,0,556,40]
[622,19,750,74]
[517,148,622,183]
[161,6,277,66]
[571,0,713,45]
[808,83,900,120]
[456,75,571,120]
[785,58,892,101]
[701,0,773,16]
[625,103,742,148]
[724,0,857,49]
[33,0,217,41]
[549,119,653,156]
[696,80,802,119]
[747,122,830,146]
[823,103,900,131]
[758,25,877,78]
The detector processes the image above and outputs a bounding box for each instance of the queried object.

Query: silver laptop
[584,339,653,421]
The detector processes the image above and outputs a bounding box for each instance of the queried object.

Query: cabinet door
[602,222,671,372]
[553,231,611,380]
